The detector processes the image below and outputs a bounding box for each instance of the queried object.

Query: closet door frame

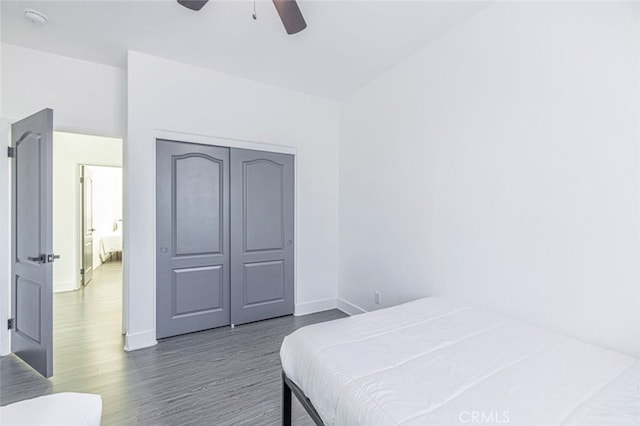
[152,130,297,335]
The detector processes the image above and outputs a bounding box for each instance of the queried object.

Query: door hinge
[7,318,14,330]
[7,147,15,158]
[80,268,85,275]
[80,176,84,184]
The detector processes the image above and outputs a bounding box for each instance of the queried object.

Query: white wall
[0,7,9,356]
[86,166,122,268]
[125,51,340,350]
[1,44,126,137]
[0,118,8,355]
[53,133,122,292]
[339,2,640,357]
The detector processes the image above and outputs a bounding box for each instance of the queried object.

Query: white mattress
[280,297,640,425]
[99,230,122,261]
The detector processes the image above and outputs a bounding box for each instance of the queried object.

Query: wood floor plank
[1,261,346,425]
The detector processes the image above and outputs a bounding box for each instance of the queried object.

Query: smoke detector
[23,9,48,25]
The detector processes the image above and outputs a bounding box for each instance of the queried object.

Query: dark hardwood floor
[0,261,346,425]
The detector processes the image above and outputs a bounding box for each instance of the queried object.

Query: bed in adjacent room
[99,219,122,262]
[280,297,639,425]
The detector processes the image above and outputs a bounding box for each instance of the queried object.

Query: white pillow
[0,393,102,425]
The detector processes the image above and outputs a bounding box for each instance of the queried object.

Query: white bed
[99,230,122,261]
[99,220,122,262]
[280,297,640,425]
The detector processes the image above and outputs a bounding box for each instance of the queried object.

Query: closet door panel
[156,140,230,339]
[243,260,285,306]
[231,149,294,325]
[173,156,222,256]
[173,265,224,315]
[243,160,284,252]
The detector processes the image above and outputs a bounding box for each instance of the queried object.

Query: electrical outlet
[374,291,382,305]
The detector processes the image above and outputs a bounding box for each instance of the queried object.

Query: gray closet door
[230,149,294,325]
[156,140,230,339]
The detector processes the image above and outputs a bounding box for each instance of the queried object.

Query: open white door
[10,108,55,378]
[81,166,94,286]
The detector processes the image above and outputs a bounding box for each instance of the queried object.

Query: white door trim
[0,118,11,356]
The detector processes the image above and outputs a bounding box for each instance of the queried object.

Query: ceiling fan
[177,0,307,35]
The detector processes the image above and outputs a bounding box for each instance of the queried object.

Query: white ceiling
[1,0,488,99]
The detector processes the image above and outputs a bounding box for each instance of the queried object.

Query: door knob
[287,240,293,246]
[27,254,59,263]
[160,247,168,254]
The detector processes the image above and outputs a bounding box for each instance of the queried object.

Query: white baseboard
[294,298,337,316]
[124,329,157,351]
[54,280,76,293]
[336,297,367,316]
[295,298,368,316]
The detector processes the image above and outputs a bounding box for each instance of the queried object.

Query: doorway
[52,132,124,369]
[80,165,122,288]
[4,113,125,377]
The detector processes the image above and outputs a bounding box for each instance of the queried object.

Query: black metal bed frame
[282,371,325,426]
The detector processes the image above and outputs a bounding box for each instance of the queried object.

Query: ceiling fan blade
[272,0,307,35]
[177,0,209,11]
